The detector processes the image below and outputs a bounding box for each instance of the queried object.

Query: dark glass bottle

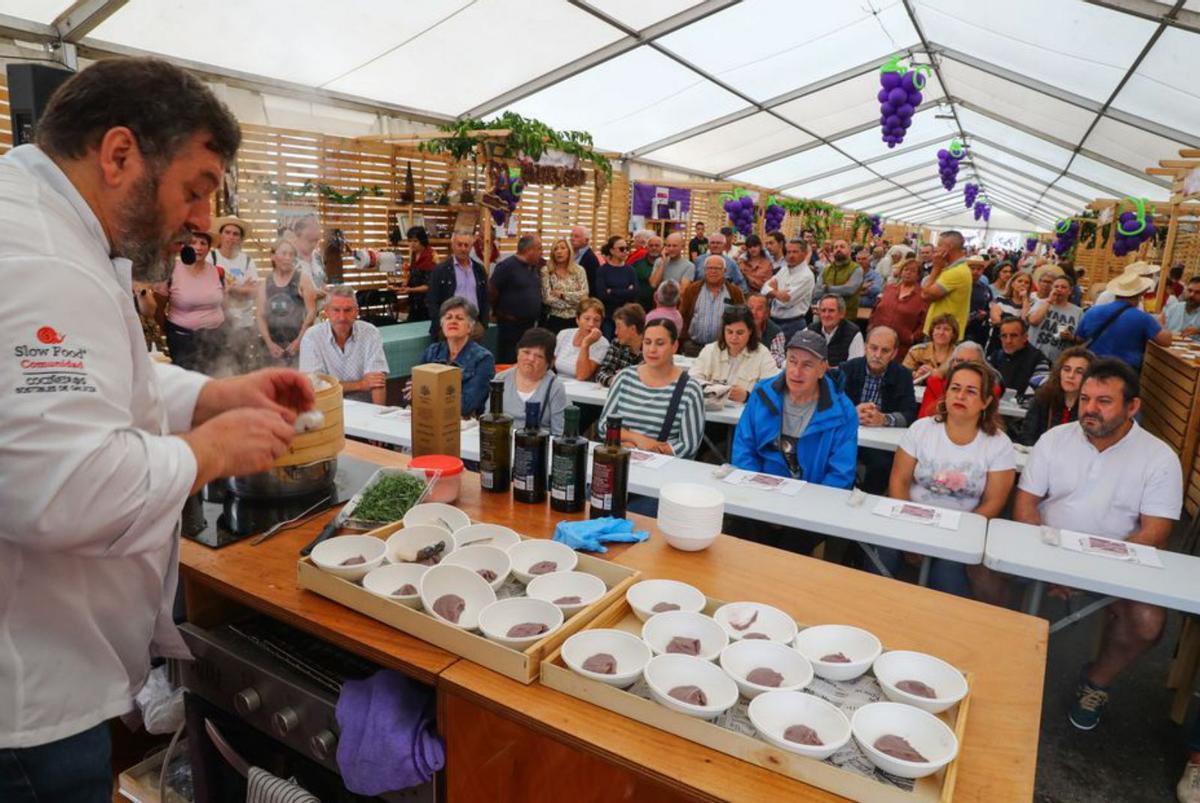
[478,380,512,493]
[550,405,588,513]
[512,401,549,504]
[589,416,629,519]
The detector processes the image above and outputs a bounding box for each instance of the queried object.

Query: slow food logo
[12,326,95,395]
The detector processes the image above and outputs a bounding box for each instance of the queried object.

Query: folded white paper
[722,469,806,495]
[1058,530,1164,569]
[872,499,962,530]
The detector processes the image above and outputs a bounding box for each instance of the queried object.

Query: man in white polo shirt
[299,284,389,403]
[1007,358,1181,731]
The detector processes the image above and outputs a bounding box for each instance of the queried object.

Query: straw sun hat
[212,215,252,241]
[1106,271,1156,297]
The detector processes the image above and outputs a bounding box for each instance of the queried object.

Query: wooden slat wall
[1140,344,1200,515]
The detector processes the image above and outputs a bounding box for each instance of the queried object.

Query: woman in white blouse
[690,306,778,402]
[554,297,609,380]
[876,360,1016,596]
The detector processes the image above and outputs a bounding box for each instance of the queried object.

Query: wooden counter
[181,440,1046,802]
[1140,341,1200,515]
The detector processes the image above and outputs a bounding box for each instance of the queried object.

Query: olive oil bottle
[478,379,512,493]
[512,401,549,504]
[550,405,588,513]
[589,416,629,518]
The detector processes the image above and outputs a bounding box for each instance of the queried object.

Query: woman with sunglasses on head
[596,235,639,340]
[691,306,778,403]
[878,360,1016,596]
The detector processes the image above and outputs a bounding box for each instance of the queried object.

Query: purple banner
[632,182,692,219]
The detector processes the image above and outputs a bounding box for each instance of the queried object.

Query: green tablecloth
[379,321,498,378]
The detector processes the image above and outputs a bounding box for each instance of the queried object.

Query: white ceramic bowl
[402,502,471,533]
[713,602,798,644]
[384,524,455,566]
[310,535,386,581]
[525,571,607,616]
[452,523,521,551]
[747,691,852,760]
[660,482,725,513]
[625,579,706,622]
[793,624,882,681]
[851,701,959,779]
[644,654,739,719]
[641,610,729,662]
[440,545,511,591]
[560,629,652,688]
[658,522,720,552]
[477,597,564,649]
[361,563,428,608]
[507,539,578,584]
[718,640,813,699]
[872,650,969,714]
[418,564,497,630]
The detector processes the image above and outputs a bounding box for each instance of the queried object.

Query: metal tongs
[251,494,334,546]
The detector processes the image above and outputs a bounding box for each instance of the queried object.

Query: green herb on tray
[354,473,427,523]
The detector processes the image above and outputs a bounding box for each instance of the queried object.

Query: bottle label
[591,462,614,511]
[550,452,577,501]
[513,445,535,491]
[481,470,494,489]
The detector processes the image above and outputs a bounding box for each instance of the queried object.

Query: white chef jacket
[0,145,209,748]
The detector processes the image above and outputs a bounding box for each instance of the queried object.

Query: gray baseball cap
[786,329,827,361]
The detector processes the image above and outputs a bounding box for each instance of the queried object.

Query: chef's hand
[183,408,295,493]
[193,368,315,426]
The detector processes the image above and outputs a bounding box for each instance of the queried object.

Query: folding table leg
[917,557,931,587]
[1024,580,1045,616]
[1048,596,1116,635]
[861,545,893,578]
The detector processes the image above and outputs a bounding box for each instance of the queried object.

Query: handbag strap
[657,373,691,444]
[1083,303,1133,347]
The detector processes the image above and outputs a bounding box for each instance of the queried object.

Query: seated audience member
[732,330,858,489]
[1078,271,1172,370]
[918,341,1002,418]
[762,238,816,342]
[645,279,684,332]
[299,285,389,403]
[858,247,883,309]
[649,232,695,293]
[1163,275,1200,339]
[1027,275,1082,362]
[598,319,704,458]
[869,258,927,361]
[807,294,864,368]
[738,234,775,292]
[835,326,918,493]
[680,254,747,356]
[428,231,488,338]
[692,231,748,292]
[421,296,495,416]
[876,361,1016,595]
[540,238,590,334]
[631,234,663,310]
[903,312,958,383]
[1018,346,1094,446]
[496,327,566,435]
[970,359,1182,731]
[988,316,1050,400]
[692,306,779,403]
[988,271,1033,352]
[1166,264,1185,299]
[594,303,646,388]
[747,292,786,367]
[554,298,609,380]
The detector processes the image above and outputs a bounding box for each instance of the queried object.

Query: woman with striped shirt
[598,318,705,458]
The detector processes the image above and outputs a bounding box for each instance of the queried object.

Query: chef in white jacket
[0,58,311,801]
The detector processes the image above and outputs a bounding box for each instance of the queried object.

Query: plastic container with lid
[408,455,464,503]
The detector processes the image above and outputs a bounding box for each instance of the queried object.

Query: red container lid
[409,454,464,478]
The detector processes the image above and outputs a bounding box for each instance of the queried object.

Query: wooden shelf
[388,203,477,213]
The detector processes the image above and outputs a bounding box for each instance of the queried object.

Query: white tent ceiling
[3,0,1195,232]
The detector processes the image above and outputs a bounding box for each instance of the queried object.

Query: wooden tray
[540,597,970,803]
[298,533,639,684]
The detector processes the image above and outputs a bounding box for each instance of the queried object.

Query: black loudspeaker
[6,63,75,147]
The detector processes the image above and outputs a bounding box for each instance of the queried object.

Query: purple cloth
[631,182,691,217]
[335,670,444,795]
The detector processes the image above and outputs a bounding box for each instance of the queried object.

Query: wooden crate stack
[1140,344,1200,515]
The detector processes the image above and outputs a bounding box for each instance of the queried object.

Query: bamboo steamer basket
[274,372,345,468]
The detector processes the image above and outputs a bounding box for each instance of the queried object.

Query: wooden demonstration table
[180,441,1046,803]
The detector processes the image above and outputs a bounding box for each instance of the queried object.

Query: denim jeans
[867,546,972,597]
[0,721,112,803]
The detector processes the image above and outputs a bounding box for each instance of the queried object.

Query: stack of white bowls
[657,482,725,551]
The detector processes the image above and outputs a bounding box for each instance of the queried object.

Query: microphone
[180,245,197,265]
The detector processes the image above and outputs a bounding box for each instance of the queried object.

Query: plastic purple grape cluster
[937,148,962,191]
[878,70,923,148]
[1113,208,1155,257]
[723,195,756,237]
[490,171,523,225]
[1025,237,1038,252]
[1052,220,1079,256]
[973,202,990,222]
[870,215,883,238]
[963,183,978,209]
[764,203,786,233]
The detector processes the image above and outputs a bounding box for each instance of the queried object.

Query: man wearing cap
[211,214,260,370]
[732,329,858,491]
[1077,270,1172,371]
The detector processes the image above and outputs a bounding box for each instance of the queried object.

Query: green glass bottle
[512,401,548,504]
[550,405,588,513]
[589,415,629,519]
[478,379,511,493]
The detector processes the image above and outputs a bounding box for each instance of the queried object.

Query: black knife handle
[300,519,339,556]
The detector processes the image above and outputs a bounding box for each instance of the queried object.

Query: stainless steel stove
[175,617,436,802]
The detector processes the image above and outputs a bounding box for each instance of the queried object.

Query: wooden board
[298,540,639,684]
[541,596,968,803]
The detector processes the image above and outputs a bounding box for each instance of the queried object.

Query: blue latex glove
[552,517,650,553]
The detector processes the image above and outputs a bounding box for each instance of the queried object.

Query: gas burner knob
[233,687,261,715]
[310,729,337,761]
[272,706,300,737]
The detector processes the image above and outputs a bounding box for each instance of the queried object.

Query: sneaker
[1068,674,1109,730]
[1178,762,1200,803]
